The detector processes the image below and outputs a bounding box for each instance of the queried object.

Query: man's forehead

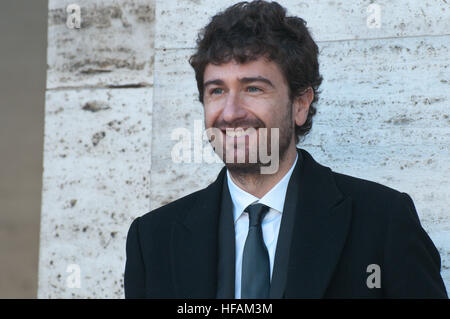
[203,57,284,83]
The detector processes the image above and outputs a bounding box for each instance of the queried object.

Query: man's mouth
[221,127,259,138]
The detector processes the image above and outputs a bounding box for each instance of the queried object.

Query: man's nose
[222,92,247,124]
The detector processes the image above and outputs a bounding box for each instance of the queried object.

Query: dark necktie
[241,203,270,299]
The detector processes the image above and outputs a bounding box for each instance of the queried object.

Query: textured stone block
[38,88,152,298]
[156,0,450,49]
[47,0,155,88]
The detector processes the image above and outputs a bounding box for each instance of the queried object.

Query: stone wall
[38,0,449,298]
[38,0,154,298]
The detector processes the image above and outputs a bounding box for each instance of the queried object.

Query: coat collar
[170,148,352,298]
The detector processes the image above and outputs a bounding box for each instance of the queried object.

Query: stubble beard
[221,101,295,176]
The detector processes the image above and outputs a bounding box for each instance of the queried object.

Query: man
[124,1,447,298]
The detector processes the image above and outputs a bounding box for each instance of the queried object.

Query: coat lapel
[170,167,227,298]
[216,177,236,298]
[284,149,353,298]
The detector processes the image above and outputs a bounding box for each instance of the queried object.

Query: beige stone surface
[47,0,155,88]
[38,0,154,298]
[155,0,450,48]
[39,88,152,298]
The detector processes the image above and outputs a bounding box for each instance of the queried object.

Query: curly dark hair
[189,0,323,144]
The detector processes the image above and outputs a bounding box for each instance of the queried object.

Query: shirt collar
[226,153,298,223]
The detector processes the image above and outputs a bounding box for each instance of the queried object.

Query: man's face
[202,56,299,174]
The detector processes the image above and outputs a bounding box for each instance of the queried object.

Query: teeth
[225,130,238,137]
[224,128,256,137]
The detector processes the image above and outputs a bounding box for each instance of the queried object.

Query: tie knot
[245,203,269,227]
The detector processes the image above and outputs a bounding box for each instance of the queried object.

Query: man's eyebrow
[203,79,224,89]
[203,76,275,89]
[239,76,275,88]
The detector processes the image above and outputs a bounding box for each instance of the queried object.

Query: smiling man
[124,1,448,298]
[202,57,309,194]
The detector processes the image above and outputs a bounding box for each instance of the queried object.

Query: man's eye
[247,86,262,93]
[210,88,224,95]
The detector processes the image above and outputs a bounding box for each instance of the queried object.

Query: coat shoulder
[130,167,226,238]
[138,185,212,227]
[329,170,415,223]
[332,171,403,202]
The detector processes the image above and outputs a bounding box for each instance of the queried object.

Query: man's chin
[224,162,262,175]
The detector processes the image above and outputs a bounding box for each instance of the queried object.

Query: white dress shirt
[226,153,298,299]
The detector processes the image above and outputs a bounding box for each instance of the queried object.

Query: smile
[222,127,258,138]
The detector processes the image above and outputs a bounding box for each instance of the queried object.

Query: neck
[228,144,298,198]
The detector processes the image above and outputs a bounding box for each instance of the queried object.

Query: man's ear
[293,87,314,127]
